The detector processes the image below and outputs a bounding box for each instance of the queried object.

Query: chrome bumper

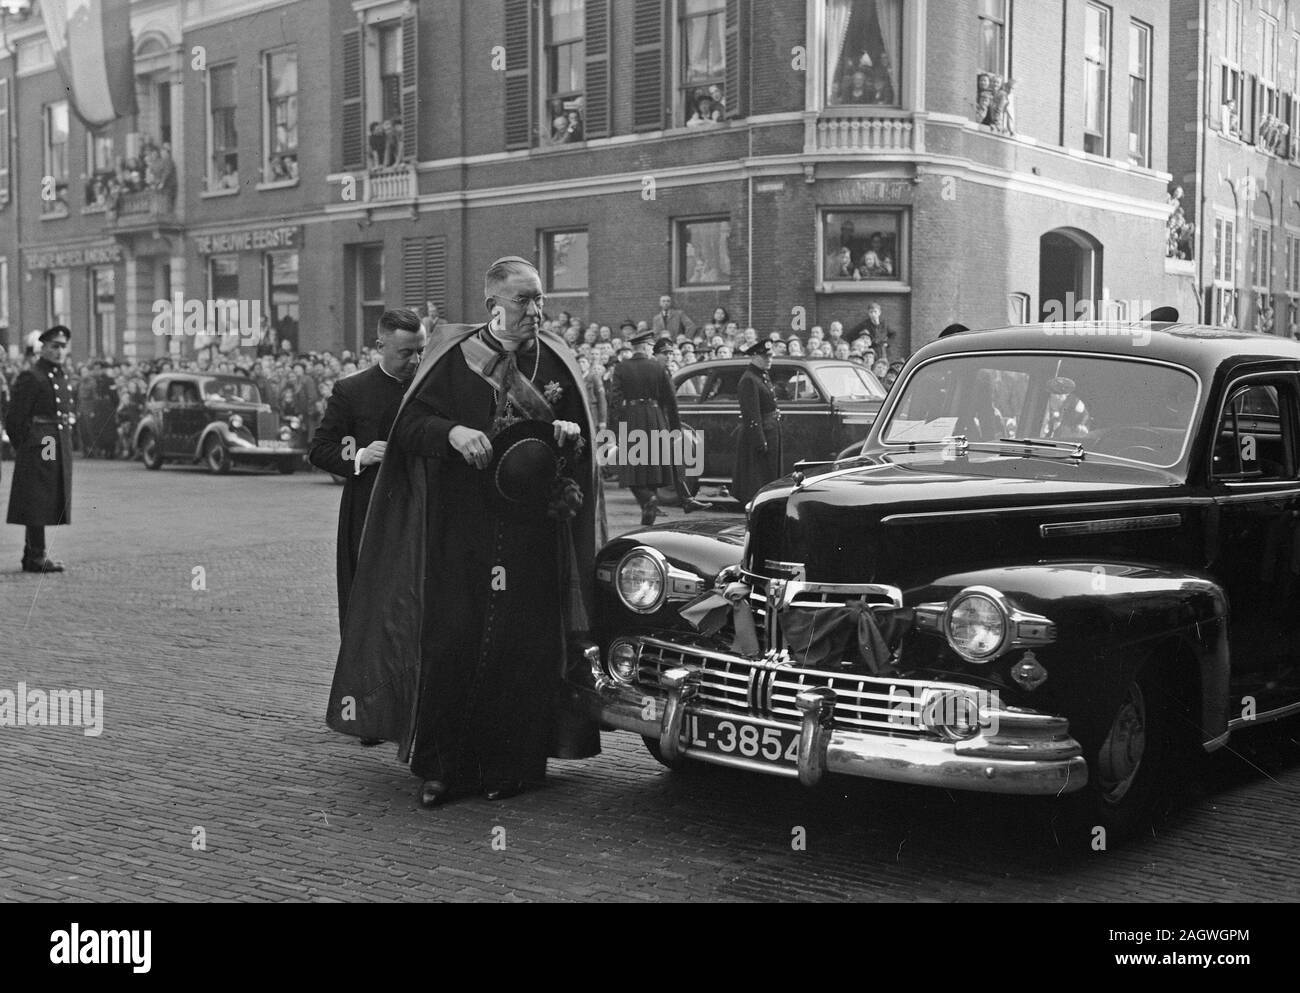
[572,669,1088,796]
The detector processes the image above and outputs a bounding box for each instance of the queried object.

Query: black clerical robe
[308,364,409,629]
[325,324,605,782]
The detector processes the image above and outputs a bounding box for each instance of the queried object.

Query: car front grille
[636,637,967,737]
[256,410,278,443]
[741,571,903,657]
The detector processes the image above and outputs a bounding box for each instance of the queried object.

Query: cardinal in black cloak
[325,257,606,804]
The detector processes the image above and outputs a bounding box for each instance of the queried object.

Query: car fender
[594,520,747,636]
[194,421,248,458]
[913,560,1230,751]
[133,413,161,446]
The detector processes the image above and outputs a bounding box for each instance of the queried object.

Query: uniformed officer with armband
[4,325,76,573]
[731,338,782,505]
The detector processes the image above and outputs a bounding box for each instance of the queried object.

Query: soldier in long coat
[731,339,782,505]
[608,330,679,526]
[4,326,75,572]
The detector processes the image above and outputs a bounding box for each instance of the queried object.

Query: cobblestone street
[2,459,1299,902]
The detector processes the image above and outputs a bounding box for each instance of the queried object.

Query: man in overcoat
[609,329,682,525]
[5,326,75,572]
[731,339,782,505]
[326,257,605,807]
[309,308,427,630]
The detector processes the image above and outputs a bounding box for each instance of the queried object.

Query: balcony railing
[806,111,917,154]
[364,163,417,202]
[104,188,179,231]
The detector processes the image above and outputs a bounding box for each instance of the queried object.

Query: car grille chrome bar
[740,571,903,656]
[636,636,981,738]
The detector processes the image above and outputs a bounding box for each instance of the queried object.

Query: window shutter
[504,0,532,149]
[632,0,665,131]
[403,237,426,308]
[402,236,447,312]
[724,0,748,119]
[0,78,9,205]
[584,0,612,138]
[401,13,418,161]
[341,28,364,171]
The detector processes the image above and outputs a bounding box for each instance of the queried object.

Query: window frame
[46,269,70,328]
[1127,19,1151,168]
[538,0,586,146]
[83,128,116,210]
[676,0,727,128]
[265,249,299,347]
[674,215,733,291]
[1220,0,1244,138]
[42,100,69,214]
[539,227,590,295]
[817,207,911,293]
[261,47,299,187]
[205,62,239,195]
[89,265,116,358]
[1083,2,1112,158]
[977,0,1011,78]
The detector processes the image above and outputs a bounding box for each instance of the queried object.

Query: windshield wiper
[994,436,1085,459]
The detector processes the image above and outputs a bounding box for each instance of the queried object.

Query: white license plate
[262,440,290,450]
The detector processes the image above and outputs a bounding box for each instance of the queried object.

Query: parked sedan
[672,359,886,490]
[574,320,1300,845]
[134,373,308,474]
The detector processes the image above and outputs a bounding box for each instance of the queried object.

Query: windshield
[881,353,1199,467]
[816,364,887,400]
[203,378,261,404]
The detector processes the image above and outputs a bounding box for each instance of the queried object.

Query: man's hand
[449,425,493,469]
[357,440,387,467]
[553,420,581,445]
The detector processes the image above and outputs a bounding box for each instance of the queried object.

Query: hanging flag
[41,0,137,129]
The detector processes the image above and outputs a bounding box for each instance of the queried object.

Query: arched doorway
[1039,228,1103,322]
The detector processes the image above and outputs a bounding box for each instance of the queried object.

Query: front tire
[204,437,233,475]
[139,431,164,470]
[1049,669,1187,849]
[277,458,297,475]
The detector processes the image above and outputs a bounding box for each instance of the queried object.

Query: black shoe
[483,780,527,801]
[683,497,710,513]
[359,738,383,747]
[22,556,65,573]
[640,501,658,526]
[419,780,454,808]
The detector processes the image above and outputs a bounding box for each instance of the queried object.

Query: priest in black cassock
[309,308,427,630]
[326,257,605,807]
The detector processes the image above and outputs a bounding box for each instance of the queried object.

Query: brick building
[1168,0,1300,334]
[0,0,1188,363]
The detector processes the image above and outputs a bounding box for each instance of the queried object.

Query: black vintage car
[134,373,308,474]
[570,321,1300,842]
[671,358,886,490]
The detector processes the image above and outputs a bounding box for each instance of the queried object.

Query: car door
[770,362,830,473]
[686,366,744,481]
[168,380,207,456]
[1208,372,1300,716]
[147,379,173,454]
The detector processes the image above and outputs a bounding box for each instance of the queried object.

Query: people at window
[368,122,387,168]
[687,92,722,127]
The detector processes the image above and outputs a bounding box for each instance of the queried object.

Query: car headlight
[288,416,301,431]
[607,640,640,684]
[944,587,1008,663]
[615,548,667,613]
[229,414,244,430]
[280,426,292,441]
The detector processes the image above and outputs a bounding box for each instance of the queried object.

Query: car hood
[745,454,1189,586]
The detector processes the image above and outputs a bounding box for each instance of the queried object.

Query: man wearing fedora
[326,257,604,807]
[731,338,782,505]
[5,325,75,573]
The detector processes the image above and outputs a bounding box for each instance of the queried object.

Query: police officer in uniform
[5,325,75,572]
[731,339,782,505]
[609,329,707,525]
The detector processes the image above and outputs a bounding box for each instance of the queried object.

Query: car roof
[917,323,1300,379]
[673,358,865,377]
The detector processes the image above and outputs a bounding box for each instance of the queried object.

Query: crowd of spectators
[84,140,178,212]
[1,298,906,459]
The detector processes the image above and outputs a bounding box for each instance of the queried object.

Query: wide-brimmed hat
[486,419,585,523]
